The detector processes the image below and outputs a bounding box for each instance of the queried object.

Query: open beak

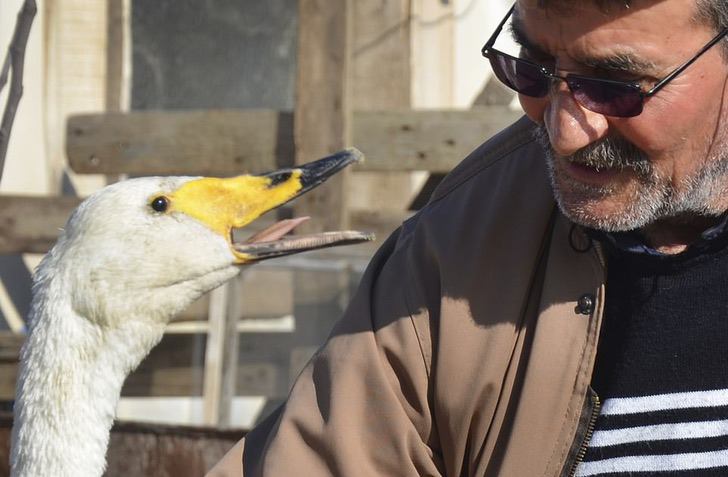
[166,148,374,264]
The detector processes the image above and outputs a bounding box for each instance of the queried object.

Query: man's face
[516,0,728,231]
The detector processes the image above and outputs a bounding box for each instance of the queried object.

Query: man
[210,0,728,474]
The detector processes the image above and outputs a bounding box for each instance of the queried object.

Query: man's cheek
[519,94,547,124]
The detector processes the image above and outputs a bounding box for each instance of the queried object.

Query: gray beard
[532,125,728,232]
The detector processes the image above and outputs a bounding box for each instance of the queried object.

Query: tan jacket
[208,117,607,476]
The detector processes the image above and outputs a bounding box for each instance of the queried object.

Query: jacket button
[575,294,595,315]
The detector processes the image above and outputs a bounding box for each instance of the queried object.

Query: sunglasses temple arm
[484,4,516,51]
[646,28,728,97]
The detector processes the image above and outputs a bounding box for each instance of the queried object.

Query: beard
[532,125,728,232]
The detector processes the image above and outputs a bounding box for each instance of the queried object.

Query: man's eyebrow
[580,54,658,74]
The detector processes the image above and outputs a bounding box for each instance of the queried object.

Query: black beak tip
[298,147,364,189]
[261,148,364,190]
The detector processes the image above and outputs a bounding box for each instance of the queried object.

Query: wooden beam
[66,108,522,176]
[0,194,401,260]
[351,0,410,111]
[202,275,243,428]
[0,333,22,401]
[0,333,22,363]
[293,0,353,233]
[353,108,523,172]
[105,0,131,112]
[202,283,229,426]
[66,110,294,176]
[0,195,80,254]
[289,0,353,407]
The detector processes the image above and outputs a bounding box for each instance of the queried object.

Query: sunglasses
[481,5,728,118]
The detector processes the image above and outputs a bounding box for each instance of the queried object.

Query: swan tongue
[244,217,311,243]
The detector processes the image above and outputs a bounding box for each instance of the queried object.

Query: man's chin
[547,155,661,231]
[551,173,661,232]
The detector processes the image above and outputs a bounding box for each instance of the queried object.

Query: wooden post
[202,275,242,427]
[286,0,354,396]
[104,0,131,187]
[105,0,131,113]
[293,0,353,232]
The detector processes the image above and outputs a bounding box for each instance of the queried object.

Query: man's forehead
[514,0,701,39]
[532,0,634,14]
[518,0,701,19]
[512,0,704,73]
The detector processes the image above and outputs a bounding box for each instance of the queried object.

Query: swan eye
[150,196,169,213]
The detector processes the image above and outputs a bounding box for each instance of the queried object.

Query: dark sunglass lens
[489,52,550,97]
[568,77,643,117]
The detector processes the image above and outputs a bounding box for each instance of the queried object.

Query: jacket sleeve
[206,224,442,476]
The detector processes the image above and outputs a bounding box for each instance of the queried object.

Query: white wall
[454,0,514,107]
[412,0,516,109]
[0,0,49,195]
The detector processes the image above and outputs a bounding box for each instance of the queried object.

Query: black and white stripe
[576,389,728,476]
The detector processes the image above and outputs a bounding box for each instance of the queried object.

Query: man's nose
[544,82,609,156]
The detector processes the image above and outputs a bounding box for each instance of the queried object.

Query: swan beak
[167,148,374,264]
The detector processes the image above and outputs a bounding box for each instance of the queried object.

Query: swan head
[38,149,372,327]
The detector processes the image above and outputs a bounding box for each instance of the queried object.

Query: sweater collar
[587,213,728,258]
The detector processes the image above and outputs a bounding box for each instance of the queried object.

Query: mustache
[532,125,652,176]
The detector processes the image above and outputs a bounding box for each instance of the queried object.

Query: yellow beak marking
[162,172,303,241]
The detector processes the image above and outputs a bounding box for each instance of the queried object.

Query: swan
[9,149,372,477]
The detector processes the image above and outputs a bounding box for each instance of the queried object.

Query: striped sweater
[576,227,728,476]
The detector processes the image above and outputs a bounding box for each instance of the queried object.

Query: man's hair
[536,0,728,56]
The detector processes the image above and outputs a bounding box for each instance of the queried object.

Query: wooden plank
[293,0,352,233]
[0,363,18,401]
[66,109,294,175]
[0,196,289,256]
[202,283,229,425]
[202,275,243,428]
[0,195,408,257]
[0,333,22,401]
[0,333,22,363]
[65,108,522,176]
[0,195,80,254]
[105,0,131,112]
[0,195,408,258]
[289,0,353,406]
[353,108,524,172]
[348,0,418,216]
[352,0,410,111]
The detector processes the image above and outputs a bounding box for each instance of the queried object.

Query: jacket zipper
[566,391,601,477]
[563,228,605,477]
